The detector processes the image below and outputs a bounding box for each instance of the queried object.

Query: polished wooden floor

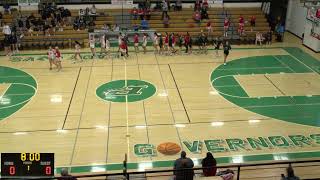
[0,33,320,178]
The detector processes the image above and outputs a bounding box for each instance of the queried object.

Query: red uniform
[317,9,320,18]
[120,41,126,50]
[239,16,244,24]
[164,35,169,44]
[55,50,61,58]
[134,34,139,43]
[131,9,137,15]
[184,36,190,45]
[250,16,256,22]
[138,9,144,16]
[224,19,229,27]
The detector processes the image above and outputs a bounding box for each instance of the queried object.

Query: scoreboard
[1,153,54,178]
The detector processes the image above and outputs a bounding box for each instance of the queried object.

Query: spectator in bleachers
[202,0,209,10]
[57,168,77,180]
[201,152,217,176]
[238,14,244,36]
[145,0,151,9]
[266,27,272,45]
[60,8,71,26]
[138,8,145,20]
[2,23,11,38]
[154,2,162,11]
[0,12,3,26]
[132,22,139,31]
[85,7,90,16]
[88,20,96,32]
[79,9,85,16]
[194,0,201,11]
[161,0,169,20]
[27,26,34,36]
[250,15,256,31]
[168,0,172,11]
[174,0,182,11]
[145,8,151,20]
[173,151,194,180]
[131,7,138,20]
[281,165,300,180]
[38,3,44,15]
[3,2,11,14]
[193,11,201,27]
[206,21,212,36]
[73,17,81,31]
[223,17,230,37]
[102,23,110,31]
[141,18,149,30]
[113,24,120,31]
[275,22,284,42]
[255,32,264,46]
[28,13,36,26]
[90,4,97,15]
[201,6,209,20]
[163,14,169,28]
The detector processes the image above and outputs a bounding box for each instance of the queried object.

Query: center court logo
[96,80,156,102]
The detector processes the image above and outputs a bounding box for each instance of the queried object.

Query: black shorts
[250,21,255,27]
[224,50,229,56]
[215,46,220,50]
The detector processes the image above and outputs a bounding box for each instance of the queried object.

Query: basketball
[157,142,181,155]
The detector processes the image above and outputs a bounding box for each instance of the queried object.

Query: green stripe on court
[274,55,312,73]
[284,47,320,73]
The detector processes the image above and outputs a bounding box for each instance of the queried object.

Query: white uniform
[100,36,106,48]
[89,38,95,48]
[142,35,147,47]
[75,44,80,53]
[118,36,122,46]
[105,39,110,51]
[153,36,158,46]
[48,49,55,60]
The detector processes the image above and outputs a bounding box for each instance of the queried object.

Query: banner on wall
[18,0,39,6]
[111,0,133,5]
[208,0,223,4]
[214,0,223,3]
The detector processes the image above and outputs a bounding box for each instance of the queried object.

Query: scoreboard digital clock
[1,153,54,178]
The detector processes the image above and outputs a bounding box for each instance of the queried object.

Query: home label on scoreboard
[1,153,54,178]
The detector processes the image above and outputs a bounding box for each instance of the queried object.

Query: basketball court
[1,33,320,174]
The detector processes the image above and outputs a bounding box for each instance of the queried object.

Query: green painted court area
[0,67,37,120]
[211,47,320,127]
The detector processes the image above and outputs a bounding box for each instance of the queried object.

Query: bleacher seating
[0,6,270,49]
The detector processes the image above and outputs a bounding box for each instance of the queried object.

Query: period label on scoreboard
[1,153,54,177]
